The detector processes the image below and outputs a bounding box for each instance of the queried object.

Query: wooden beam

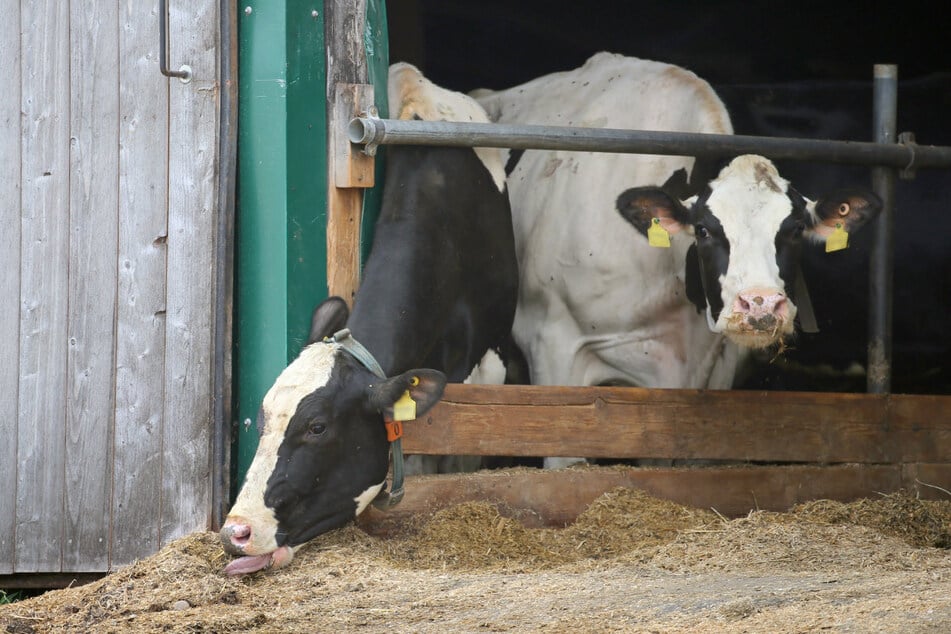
[359,463,951,534]
[332,83,375,188]
[403,384,951,463]
[325,0,371,305]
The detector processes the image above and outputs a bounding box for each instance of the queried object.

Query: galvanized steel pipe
[868,65,898,393]
[348,116,951,170]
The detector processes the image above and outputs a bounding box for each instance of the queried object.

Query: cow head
[617,154,881,349]
[219,299,447,575]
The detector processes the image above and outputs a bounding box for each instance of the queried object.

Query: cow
[475,52,882,466]
[218,62,518,575]
[715,74,951,393]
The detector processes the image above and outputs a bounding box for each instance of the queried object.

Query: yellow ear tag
[647,217,671,248]
[826,223,849,253]
[392,390,417,422]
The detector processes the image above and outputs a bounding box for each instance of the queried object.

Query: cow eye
[696,225,710,239]
[307,422,327,437]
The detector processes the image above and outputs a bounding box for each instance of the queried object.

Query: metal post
[867,65,898,393]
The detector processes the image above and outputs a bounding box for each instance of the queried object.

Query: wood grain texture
[111,0,171,568]
[15,0,71,573]
[0,0,22,575]
[332,83,375,188]
[63,0,120,573]
[359,463,950,534]
[159,0,219,549]
[4,0,221,576]
[325,0,369,305]
[406,384,951,463]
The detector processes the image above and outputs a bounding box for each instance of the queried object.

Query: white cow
[476,53,880,466]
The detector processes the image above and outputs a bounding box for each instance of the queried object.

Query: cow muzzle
[724,287,794,347]
[219,516,295,576]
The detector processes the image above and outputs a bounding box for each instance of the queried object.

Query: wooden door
[0,0,224,576]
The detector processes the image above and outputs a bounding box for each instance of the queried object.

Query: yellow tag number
[826,223,849,253]
[393,390,417,421]
[648,218,671,248]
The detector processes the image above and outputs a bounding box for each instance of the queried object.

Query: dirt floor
[2,486,950,633]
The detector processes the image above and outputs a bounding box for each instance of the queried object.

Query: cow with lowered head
[218,62,518,575]
[476,53,881,466]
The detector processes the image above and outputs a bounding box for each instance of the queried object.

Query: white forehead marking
[705,155,792,294]
[227,341,340,551]
[388,62,506,193]
[262,341,339,432]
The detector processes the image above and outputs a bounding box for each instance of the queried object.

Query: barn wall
[0,0,222,575]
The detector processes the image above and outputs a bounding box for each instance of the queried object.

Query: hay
[2,488,950,633]
[789,492,951,548]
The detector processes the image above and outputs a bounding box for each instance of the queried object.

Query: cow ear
[616,186,690,237]
[683,244,707,314]
[308,297,350,344]
[807,189,882,240]
[369,369,447,420]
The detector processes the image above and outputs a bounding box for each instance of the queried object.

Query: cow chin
[721,315,795,350]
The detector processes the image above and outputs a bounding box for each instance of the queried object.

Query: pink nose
[732,287,788,329]
[219,519,253,555]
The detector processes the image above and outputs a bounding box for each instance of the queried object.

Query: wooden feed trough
[359,383,951,534]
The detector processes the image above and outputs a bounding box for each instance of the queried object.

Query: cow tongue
[224,553,272,576]
[223,545,294,576]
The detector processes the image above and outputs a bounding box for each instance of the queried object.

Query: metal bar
[159,0,192,81]
[867,65,898,393]
[348,117,951,170]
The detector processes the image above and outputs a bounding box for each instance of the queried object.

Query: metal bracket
[332,83,376,188]
[356,108,383,157]
[898,131,918,180]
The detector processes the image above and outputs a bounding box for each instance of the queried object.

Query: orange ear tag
[826,223,849,253]
[392,390,417,422]
[648,217,671,248]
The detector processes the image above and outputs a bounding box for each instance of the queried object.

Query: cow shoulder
[388,62,505,192]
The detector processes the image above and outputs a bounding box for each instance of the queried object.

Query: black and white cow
[218,62,518,574]
[715,74,951,393]
[475,53,881,465]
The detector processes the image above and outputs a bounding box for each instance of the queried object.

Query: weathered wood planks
[1,0,221,575]
[325,0,371,305]
[159,0,220,551]
[405,384,951,463]
[63,0,121,573]
[16,0,72,574]
[354,384,951,529]
[359,463,951,534]
[0,0,22,576]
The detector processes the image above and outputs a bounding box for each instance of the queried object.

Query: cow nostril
[773,296,787,315]
[735,289,787,319]
[220,521,252,552]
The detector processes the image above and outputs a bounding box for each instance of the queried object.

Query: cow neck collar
[328,328,406,510]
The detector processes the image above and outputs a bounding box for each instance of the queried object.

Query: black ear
[369,369,448,420]
[660,167,690,197]
[308,297,350,344]
[812,189,882,234]
[684,244,707,314]
[616,186,690,237]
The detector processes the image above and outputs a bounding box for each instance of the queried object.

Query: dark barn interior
[386,1,951,394]
[388,0,947,90]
